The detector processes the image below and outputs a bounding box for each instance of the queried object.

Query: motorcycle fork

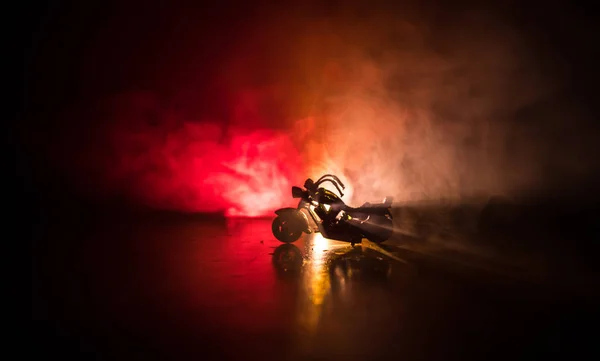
[300,205,323,234]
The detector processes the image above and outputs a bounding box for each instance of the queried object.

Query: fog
[29,1,597,216]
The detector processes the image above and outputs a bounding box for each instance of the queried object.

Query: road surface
[31,216,597,360]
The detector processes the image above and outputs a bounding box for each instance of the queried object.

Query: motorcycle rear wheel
[272,216,303,243]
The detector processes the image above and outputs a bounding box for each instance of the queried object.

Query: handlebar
[315,174,345,189]
[315,178,344,197]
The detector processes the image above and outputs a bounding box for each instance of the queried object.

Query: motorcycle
[272,174,394,246]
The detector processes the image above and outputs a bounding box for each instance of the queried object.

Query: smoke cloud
[289,8,555,205]
[37,2,596,216]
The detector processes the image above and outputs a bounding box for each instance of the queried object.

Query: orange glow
[39,4,552,217]
[297,234,348,335]
[297,233,330,335]
[308,233,329,308]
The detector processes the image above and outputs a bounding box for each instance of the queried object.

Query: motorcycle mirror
[304,178,315,190]
[292,186,305,198]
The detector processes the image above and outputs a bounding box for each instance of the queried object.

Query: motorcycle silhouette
[272,174,394,246]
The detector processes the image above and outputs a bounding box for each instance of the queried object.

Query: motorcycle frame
[296,197,353,240]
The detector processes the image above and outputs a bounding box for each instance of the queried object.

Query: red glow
[42,14,406,217]
[103,115,304,217]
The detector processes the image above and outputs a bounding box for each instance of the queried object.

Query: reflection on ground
[270,232,410,358]
[31,216,597,361]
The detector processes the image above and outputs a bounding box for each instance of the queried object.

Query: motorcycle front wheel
[272,216,303,243]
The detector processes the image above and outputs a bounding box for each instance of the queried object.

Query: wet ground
[31,216,598,360]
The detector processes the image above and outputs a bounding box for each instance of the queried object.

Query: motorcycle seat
[345,197,393,213]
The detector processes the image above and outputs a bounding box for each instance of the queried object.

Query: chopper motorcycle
[272,174,394,246]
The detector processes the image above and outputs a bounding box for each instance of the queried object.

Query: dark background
[20,1,600,359]
[17,0,600,249]
[17,0,600,198]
